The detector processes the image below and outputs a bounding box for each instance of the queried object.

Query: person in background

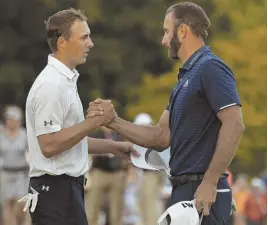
[133,113,165,225]
[233,174,249,225]
[0,105,30,225]
[243,178,267,225]
[86,127,128,225]
[122,164,142,225]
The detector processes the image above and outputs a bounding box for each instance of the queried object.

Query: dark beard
[169,28,181,60]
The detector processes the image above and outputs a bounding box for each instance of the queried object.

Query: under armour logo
[41,185,49,192]
[44,120,53,126]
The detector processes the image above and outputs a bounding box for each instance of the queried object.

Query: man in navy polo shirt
[87,2,244,224]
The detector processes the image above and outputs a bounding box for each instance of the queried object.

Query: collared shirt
[25,55,89,177]
[166,46,241,176]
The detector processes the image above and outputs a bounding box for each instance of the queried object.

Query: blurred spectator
[0,105,30,225]
[133,113,165,225]
[233,174,250,213]
[243,178,267,225]
[160,175,172,210]
[225,169,234,225]
[233,174,250,225]
[85,127,127,225]
[122,165,142,225]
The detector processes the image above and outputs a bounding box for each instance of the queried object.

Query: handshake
[86,98,118,126]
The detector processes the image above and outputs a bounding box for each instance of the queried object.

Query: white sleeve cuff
[36,125,62,137]
[219,103,239,111]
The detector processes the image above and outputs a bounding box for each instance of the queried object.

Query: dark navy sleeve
[201,59,241,113]
[166,87,175,111]
[166,104,170,111]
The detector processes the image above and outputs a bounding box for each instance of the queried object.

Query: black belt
[169,173,205,186]
[169,173,226,186]
[31,174,87,186]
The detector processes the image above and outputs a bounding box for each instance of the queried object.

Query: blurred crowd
[0,105,266,225]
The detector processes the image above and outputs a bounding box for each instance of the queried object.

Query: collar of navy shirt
[178,45,211,80]
[169,45,211,131]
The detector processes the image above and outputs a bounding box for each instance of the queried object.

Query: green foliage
[0,0,265,174]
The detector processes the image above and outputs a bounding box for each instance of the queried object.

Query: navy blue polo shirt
[166,45,241,176]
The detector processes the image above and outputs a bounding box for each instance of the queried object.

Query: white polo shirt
[25,55,89,178]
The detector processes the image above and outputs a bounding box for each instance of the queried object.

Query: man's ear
[57,36,66,51]
[177,24,188,39]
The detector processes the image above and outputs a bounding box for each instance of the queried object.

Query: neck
[53,52,75,70]
[179,39,205,64]
[6,127,18,136]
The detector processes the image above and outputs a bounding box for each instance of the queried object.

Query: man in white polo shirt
[23,8,138,225]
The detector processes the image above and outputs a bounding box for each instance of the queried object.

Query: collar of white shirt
[47,54,80,80]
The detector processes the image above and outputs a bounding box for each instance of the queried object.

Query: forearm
[203,122,244,184]
[39,117,102,158]
[108,117,169,151]
[87,137,118,154]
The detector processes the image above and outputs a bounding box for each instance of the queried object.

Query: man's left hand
[113,142,140,162]
[194,180,217,216]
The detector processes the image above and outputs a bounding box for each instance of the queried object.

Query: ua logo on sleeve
[44,120,53,126]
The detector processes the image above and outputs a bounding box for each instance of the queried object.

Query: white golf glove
[18,187,39,213]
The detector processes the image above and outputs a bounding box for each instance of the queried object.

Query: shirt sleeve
[32,83,69,136]
[166,104,170,111]
[201,59,241,113]
[166,86,176,111]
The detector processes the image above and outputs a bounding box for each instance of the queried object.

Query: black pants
[28,174,88,225]
[168,177,232,225]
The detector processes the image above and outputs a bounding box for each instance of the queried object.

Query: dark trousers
[168,177,232,225]
[29,174,88,225]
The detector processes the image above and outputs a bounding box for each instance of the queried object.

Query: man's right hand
[86,98,117,125]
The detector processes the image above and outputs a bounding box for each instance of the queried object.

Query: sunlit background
[0,0,266,225]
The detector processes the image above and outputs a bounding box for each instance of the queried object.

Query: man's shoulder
[32,64,67,91]
[193,52,232,77]
[29,78,61,97]
[26,77,65,110]
[202,52,230,69]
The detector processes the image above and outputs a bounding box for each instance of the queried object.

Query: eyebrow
[81,33,90,38]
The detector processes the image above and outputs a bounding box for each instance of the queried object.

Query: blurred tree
[0,0,77,115]
[126,0,267,175]
[0,0,265,175]
[0,0,214,116]
[210,0,267,176]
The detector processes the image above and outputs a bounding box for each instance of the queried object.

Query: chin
[168,50,179,60]
[77,58,87,66]
[168,53,179,60]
